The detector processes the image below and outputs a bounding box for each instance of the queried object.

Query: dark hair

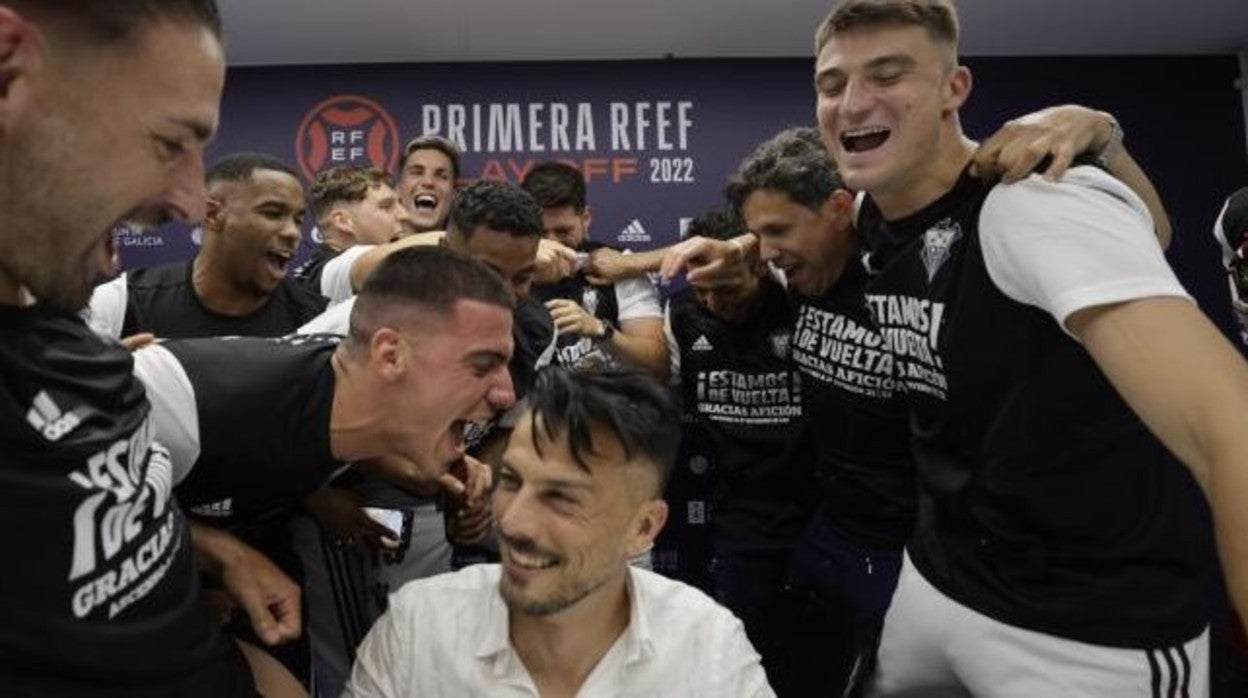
[724,127,844,214]
[686,207,745,242]
[206,152,300,187]
[16,0,222,43]
[348,246,513,348]
[815,0,959,55]
[311,165,391,222]
[521,161,587,212]
[450,180,543,240]
[400,134,462,182]
[527,366,680,495]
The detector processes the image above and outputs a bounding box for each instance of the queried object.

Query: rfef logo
[295,95,400,180]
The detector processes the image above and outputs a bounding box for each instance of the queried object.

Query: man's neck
[871,133,977,221]
[510,571,632,697]
[191,254,268,316]
[327,351,383,462]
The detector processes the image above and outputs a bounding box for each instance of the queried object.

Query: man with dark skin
[87,153,327,340]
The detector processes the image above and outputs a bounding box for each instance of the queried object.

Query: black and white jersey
[530,243,662,369]
[292,243,343,301]
[0,305,252,695]
[133,335,342,527]
[858,166,1208,648]
[665,280,812,541]
[86,260,327,339]
[1212,186,1248,346]
[790,259,914,549]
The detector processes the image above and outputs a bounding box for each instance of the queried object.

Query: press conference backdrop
[116,55,1247,589]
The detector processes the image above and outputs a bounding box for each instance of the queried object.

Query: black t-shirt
[122,260,327,338]
[859,170,1209,648]
[143,335,342,527]
[530,242,623,369]
[667,280,812,541]
[790,259,914,549]
[0,305,253,695]
[292,243,342,301]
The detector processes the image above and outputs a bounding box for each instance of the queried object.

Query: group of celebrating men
[3,0,1248,697]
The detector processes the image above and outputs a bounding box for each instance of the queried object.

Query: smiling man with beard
[0,1,315,695]
[344,366,774,698]
[87,153,328,340]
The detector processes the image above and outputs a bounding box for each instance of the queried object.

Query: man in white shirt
[344,366,774,698]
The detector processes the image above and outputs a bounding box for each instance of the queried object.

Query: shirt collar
[473,566,658,675]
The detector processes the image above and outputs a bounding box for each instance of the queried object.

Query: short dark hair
[15,0,222,43]
[521,161,587,212]
[207,153,301,187]
[310,165,391,222]
[686,207,745,243]
[815,0,959,56]
[347,246,514,349]
[527,366,681,495]
[401,134,462,182]
[449,180,543,240]
[724,127,844,214]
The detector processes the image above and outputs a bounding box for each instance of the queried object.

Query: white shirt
[320,244,373,303]
[343,564,774,698]
[979,166,1189,331]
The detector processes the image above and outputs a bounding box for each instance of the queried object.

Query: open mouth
[840,126,891,153]
[412,194,439,212]
[265,250,293,276]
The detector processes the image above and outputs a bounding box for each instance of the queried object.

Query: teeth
[509,549,557,570]
[843,126,888,138]
[415,195,437,207]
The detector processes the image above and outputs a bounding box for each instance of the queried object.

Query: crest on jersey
[581,287,600,316]
[768,329,792,359]
[921,218,962,282]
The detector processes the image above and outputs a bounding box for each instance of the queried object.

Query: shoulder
[387,564,499,623]
[633,568,740,632]
[126,261,191,290]
[274,279,329,317]
[983,166,1151,231]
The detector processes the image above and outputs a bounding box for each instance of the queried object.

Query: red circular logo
[295,95,400,180]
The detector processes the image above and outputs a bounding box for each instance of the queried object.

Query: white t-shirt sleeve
[84,274,129,339]
[980,167,1190,330]
[320,245,372,303]
[613,259,663,320]
[298,296,355,335]
[663,302,681,385]
[131,344,201,485]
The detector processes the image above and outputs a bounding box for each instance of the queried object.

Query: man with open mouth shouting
[87,153,328,341]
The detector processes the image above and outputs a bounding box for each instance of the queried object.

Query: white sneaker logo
[26,390,81,442]
[691,335,714,352]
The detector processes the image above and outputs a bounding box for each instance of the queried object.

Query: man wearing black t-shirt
[87,152,327,340]
[294,165,412,299]
[0,2,307,695]
[664,207,813,685]
[522,161,666,375]
[812,1,1248,694]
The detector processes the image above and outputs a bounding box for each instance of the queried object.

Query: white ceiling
[218,0,1248,67]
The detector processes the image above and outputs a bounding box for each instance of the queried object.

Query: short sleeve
[85,274,129,339]
[614,273,662,321]
[320,245,372,303]
[298,297,355,335]
[131,344,200,485]
[980,167,1189,331]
